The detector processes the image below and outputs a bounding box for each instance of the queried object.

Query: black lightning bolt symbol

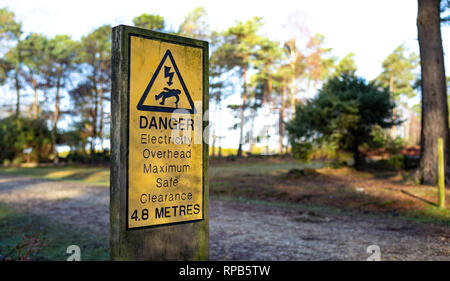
[164,66,174,86]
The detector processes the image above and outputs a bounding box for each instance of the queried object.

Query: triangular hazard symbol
[137,49,195,114]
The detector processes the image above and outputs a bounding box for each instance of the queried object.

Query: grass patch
[410,205,450,225]
[208,161,325,178]
[0,161,323,185]
[0,203,108,261]
[212,194,342,215]
[212,194,450,227]
[0,165,109,187]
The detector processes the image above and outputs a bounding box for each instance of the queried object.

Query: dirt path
[0,175,448,260]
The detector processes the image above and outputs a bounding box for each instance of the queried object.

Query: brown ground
[0,174,449,260]
[210,165,450,220]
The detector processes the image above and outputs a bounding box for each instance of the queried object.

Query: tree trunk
[417,0,449,184]
[352,142,363,170]
[248,106,256,154]
[33,86,38,119]
[14,44,21,118]
[289,45,297,117]
[91,86,99,163]
[98,61,105,153]
[31,75,39,119]
[237,67,247,157]
[211,136,216,158]
[279,85,286,155]
[52,72,61,165]
[99,86,104,153]
[211,119,216,158]
[218,104,223,158]
[14,70,20,117]
[263,75,274,155]
[404,107,410,144]
[389,74,397,138]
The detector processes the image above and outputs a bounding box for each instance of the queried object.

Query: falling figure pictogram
[136,49,195,114]
[155,87,181,107]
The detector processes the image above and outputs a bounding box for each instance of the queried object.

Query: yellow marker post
[110,25,209,260]
[438,138,445,209]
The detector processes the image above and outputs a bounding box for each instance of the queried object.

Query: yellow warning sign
[128,34,204,229]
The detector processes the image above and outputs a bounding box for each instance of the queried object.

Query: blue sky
[1,0,449,151]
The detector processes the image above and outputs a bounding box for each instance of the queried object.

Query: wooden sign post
[110,25,209,260]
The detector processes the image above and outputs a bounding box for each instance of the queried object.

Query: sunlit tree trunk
[237,67,247,157]
[352,140,363,169]
[279,85,286,155]
[98,60,105,153]
[211,121,216,158]
[52,71,61,164]
[417,0,449,184]
[13,43,22,118]
[248,106,256,154]
[29,69,39,119]
[218,136,223,158]
[91,85,98,163]
[263,75,274,155]
[389,74,397,138]
[289,44,297,117]
[14,67,20,117]
[403,107,411,144]
[32,79,38,119]
[14,77,20,117]
[99,85,104,152]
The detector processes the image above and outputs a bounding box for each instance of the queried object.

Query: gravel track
[0,175,448,260]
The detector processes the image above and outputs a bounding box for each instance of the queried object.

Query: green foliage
[20,33,49,118]
[304,33,335,87]
[0,49,13,85]
[59,122,90,152]
[178,7,209,40]
[251,36,285,105]
[132,14,165,31]
[0,7,21,41]
[0,116,52,163]
[0,7,24,116]
[38,34,78,94]
[0,7,420,164]
[287,73,397,165]
[218,17,265,71]
[79,24,111,66]
[388,154,405,169]
[65,150,109,164]
[215,17,268,156]
[71,24,111,157]
[375,44,419,100]
[386,136,405,155]
[283,38,306,79]
[362,126,405,154]
[365,155,405,171]
[291,141,315,161]
[46,35,79,71]
[333,52,357,77]
[21,33,49,82]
